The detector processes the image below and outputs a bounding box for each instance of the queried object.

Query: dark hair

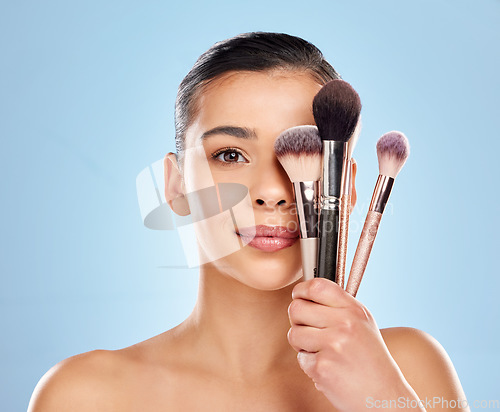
[174,32,340,155]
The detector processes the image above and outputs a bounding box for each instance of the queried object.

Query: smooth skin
[29,71,468,411]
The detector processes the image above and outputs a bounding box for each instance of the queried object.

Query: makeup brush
[346,131,410,297]
[274,125,322,280]
[336,117,362,288]
[313,80,362,283]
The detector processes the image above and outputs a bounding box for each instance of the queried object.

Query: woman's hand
[287,278,424,411]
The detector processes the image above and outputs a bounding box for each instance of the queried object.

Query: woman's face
[181,70,323,290]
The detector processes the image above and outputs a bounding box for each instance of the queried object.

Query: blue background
[1,0,498,409]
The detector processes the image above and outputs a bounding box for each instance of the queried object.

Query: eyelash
[211,147,249,166]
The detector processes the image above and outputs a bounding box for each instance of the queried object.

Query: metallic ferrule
[293,181,319,239]
[369,175,395,213]
[321,140,349,199]
[320,195,340,210]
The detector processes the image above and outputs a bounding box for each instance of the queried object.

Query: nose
[252,158,294,209]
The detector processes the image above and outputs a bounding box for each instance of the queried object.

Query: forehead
[185,70,323,147]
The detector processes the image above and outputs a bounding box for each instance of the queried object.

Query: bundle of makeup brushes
[274,79,410,297]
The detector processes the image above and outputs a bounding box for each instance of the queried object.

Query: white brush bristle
[274,125,323,182]
[376,131,410,178]
[277,153,322,182]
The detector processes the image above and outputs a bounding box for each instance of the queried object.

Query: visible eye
[212,148,248,165]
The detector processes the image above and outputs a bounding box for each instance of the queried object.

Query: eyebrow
[200,126,257,140]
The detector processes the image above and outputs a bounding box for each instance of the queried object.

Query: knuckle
[312,354,331,380]
[345,302,369,323]
[328,337,345,354]
[325,328,348,354]
[308,278,327,296]
[352,304,369,320]
[362,305,374,322]
[337,318,354,335]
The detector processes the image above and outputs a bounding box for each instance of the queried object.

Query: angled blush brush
[312,80,361,283]
[274,125,322,280]
[346,131,410,297]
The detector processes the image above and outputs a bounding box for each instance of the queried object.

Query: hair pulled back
[174,32,340,155]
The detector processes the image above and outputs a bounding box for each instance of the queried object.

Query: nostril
[255,199,288,207]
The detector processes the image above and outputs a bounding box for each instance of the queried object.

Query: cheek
[181,171,257,267]
[195,194,257,262]
[182,145,216,192]
[193,213,241,265]
[182,144,250,193]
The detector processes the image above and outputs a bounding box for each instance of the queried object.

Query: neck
[184,263,300,381]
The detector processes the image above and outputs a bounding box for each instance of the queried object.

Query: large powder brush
[313,80,362,283]
[346,131,410,297]
[274,125,322,280]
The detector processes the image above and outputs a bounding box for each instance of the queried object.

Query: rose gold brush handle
[346,210,382,297]
[336,194,350,289]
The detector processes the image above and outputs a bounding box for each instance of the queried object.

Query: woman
[29,32,468,411]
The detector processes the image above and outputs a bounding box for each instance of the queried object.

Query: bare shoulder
[380,327,469,408]
[28,326,187,412]
[28,349,135,412]
[381,326,446,359]
[381,326,457,378]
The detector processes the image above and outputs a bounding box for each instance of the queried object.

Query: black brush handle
[316,208,339,282]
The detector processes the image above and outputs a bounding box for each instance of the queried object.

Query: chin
[210,243,304,291]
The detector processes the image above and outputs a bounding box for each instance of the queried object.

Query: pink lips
[236,225,299,252]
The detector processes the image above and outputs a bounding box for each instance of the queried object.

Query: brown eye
[214,149,247,164]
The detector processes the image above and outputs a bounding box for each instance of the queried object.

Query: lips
[236,225,299,252]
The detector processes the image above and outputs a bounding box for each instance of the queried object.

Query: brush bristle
[312,79,362,143]
[274,125,323,182]
[376,131,410,178]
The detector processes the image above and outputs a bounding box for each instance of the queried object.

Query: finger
[296,351,318,378]
[287,325,325,353]
[288,298,336,329]
[292,277,354,308]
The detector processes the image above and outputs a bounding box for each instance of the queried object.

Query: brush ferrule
[321,141,349,199]
[293,181,319,238]
[369,175,395,213]
[320,195,340,210]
